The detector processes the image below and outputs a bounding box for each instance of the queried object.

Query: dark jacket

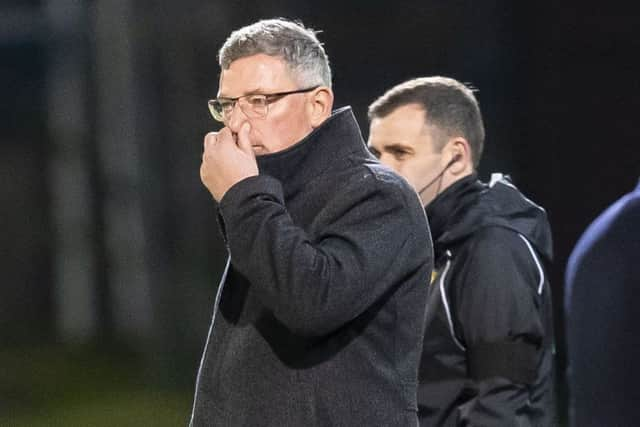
[190,107,433,426]
[565,180,640,427]
[419,174,555,426]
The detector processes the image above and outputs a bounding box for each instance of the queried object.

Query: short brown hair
[368,76,485,168]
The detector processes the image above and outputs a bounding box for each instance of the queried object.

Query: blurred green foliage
[0,343,193,426]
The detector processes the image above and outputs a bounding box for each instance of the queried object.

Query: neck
[421,169,474,207]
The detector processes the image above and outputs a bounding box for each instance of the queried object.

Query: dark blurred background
[2,1,639,425]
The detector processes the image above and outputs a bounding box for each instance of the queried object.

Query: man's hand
[200,122,259,201]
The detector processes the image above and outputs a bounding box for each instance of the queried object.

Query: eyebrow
[381,143,414,153]
[217,86,266,99]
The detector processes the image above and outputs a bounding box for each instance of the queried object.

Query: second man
[368,76,555,426]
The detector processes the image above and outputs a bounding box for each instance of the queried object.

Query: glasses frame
[208,85,321,123]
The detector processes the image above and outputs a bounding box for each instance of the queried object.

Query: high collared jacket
[190,107,433,426]
[419,174,555,426]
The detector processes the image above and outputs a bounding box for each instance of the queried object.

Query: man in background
[191,19,432,426]
[565,180,640,426]
[368,76,555,426]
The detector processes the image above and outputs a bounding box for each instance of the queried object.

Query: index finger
[217,127,236,145]
[204,131,218,149]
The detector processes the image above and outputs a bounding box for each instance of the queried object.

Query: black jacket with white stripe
[419,173,555,427]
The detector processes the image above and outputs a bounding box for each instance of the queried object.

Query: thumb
[236,122,254,155]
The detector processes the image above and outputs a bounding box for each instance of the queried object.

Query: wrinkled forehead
[217,54,297,98]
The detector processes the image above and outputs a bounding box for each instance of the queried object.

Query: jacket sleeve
[217,172,431,337]
[452,227,549,426]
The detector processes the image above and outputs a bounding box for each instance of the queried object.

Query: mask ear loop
[416,154,462,198]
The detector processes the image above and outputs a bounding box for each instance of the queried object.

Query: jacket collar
[425,174,481,253]
[255,107,367,196]
[426,173,553,261]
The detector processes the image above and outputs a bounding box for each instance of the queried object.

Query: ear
[444,137,473,175]
[307,86,334,128]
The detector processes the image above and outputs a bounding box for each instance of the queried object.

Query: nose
[226,102,248,133]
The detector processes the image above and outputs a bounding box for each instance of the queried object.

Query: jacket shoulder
[465,226,528,252]
[361,160,408,184]
[353,160,418,200]
[450,226,547,300]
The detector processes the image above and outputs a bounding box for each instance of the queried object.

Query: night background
[2,1,639,425]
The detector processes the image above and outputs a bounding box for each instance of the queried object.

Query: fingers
[202,126,254,162]
[204,131,218,152]
[203,130,228,161]
[236,122,253,155]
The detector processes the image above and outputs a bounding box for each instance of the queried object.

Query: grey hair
[368,76,485,169]
[218,18,332,88]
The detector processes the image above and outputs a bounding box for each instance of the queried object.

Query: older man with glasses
[191,18,433,426]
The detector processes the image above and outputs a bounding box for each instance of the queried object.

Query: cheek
[377,155,399,172]
[399,166,421,188]
[398,160,427,188]
[394,159,415,175]
[273,115,310,150]
[381,159,412,183]
[254,101,313,153]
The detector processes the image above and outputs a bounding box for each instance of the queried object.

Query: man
[565,180,640,426]
[368,77,555,426]
[191,19,433,426]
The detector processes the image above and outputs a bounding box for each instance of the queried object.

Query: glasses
[207,86,320,122]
